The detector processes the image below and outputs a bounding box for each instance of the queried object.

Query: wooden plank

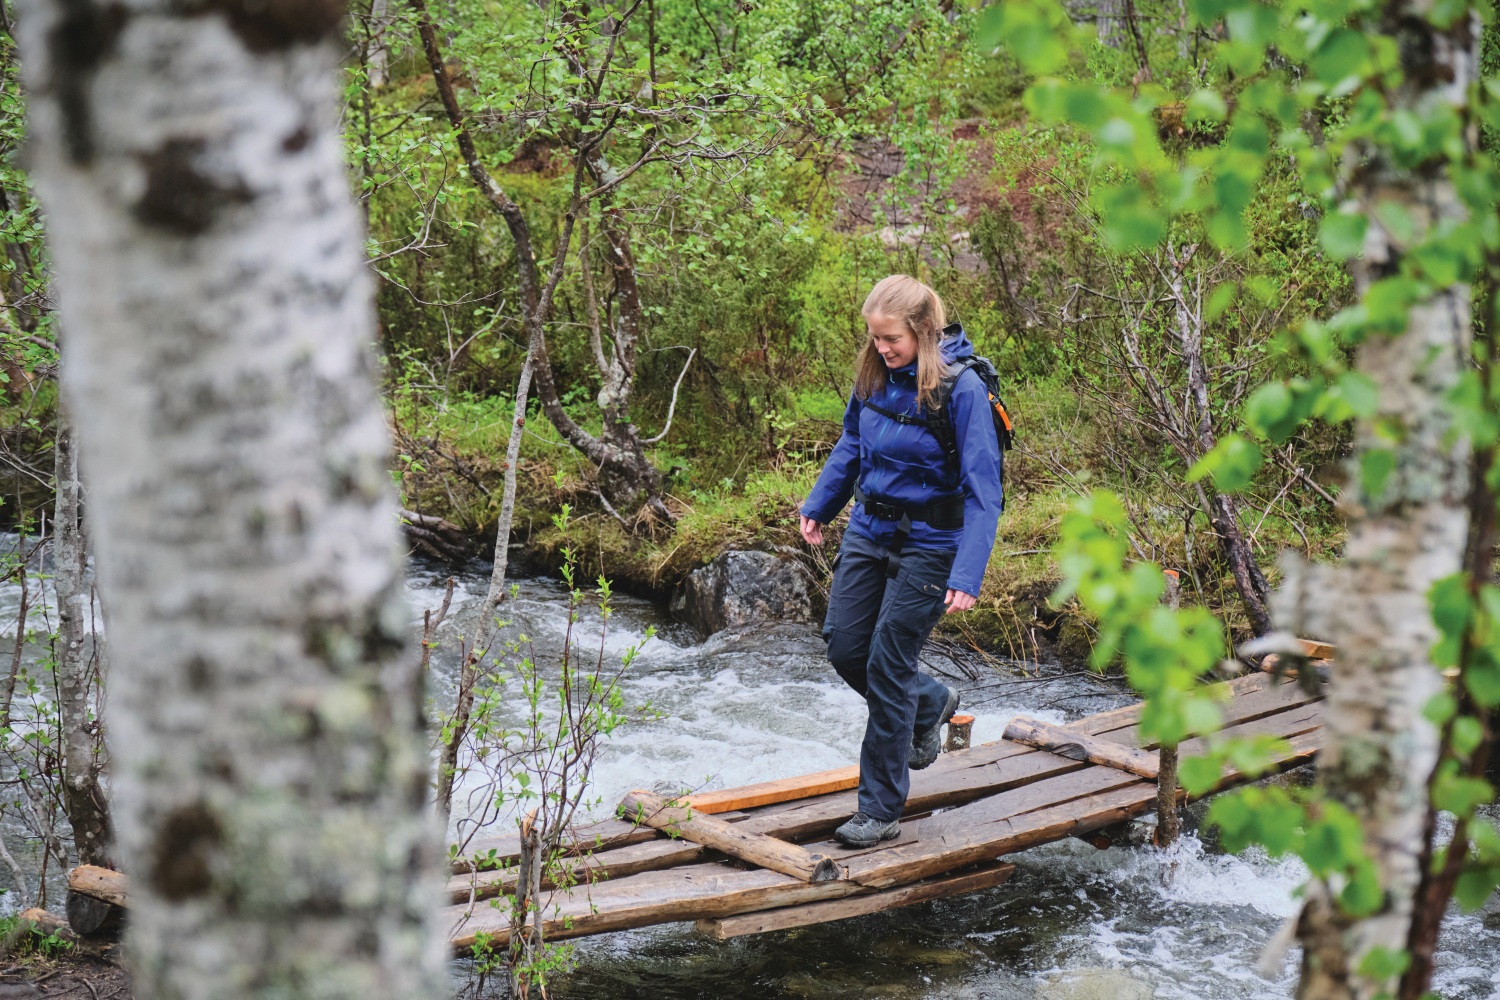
[444,702,1322,950]
[447,836,711,904]
[1299,638,1335,659]
[447,862,864,950]
[683,765,861,815]
[1003,716,1160,778]
[68,864,128,909]
[447,725,1322,952]
[843,711,1324,889]
[720,705,1324,898]
[695,861,1015,939]
[620,790,842,883]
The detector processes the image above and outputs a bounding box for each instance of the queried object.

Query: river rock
[1038,969,1156,1000]
[672,550,813,637]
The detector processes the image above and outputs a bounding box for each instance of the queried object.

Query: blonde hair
[855,274,948,411]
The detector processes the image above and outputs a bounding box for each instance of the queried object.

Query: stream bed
[411,561,1500,1000]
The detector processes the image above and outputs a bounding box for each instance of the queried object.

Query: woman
[800,274,1004,849]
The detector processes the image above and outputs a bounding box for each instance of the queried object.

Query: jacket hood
[940,322,974,364]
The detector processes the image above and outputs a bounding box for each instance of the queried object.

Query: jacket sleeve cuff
[801,504,840,522]
[946,576,982,598]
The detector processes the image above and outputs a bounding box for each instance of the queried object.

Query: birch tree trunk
[367,0,391,89]
[1169,248,1273,636]
[1096,0,1122,48]
[53,410,111,869]
[16,4,443,996]
[1285,12,1480,999]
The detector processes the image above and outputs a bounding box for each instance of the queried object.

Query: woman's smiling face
[867,312,917,369]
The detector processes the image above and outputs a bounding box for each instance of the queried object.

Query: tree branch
[643,348,696,444]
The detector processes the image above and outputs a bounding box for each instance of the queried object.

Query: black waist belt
[854,485,964,531]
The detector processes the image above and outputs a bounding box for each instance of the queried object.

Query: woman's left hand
[944,589,976,614]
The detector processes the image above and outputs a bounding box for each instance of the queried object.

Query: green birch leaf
[1465,659,1500,709]
[1320,211,1368,259]
[1187,435,1263,492]
[1455,866,1500,911]
[1179,753,1224,797]
[1360,448,1397,501]
[1186,89,1228,123]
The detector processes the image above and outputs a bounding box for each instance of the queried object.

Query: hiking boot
[834,812,901,849]
[909,686,961,770]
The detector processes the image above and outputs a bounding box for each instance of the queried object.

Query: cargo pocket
[883,571,948,638]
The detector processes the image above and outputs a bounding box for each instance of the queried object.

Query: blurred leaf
[1179,753,1224,796]
[1455,865,1500,911]
[1320,210,1368,259]
[1097,184,1165,250]
[1186,89,1228,123]
[1187,434,1263,492]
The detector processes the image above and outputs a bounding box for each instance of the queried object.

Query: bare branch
[642,348,696,444]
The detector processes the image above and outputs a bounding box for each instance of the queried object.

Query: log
[400,509,471,562]
[619,791,842,883]
[944,714,975,753]
[694,861,1015,939]
[12,908,70,939]
[1002,716,1161,778]
[68,865,128,909]
[66,890,123,938]
[1,908,78,957]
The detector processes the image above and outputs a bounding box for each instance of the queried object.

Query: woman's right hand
[799,515,824,547]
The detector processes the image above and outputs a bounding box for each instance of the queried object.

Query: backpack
[863,353,1015,488]
[928,355,1015,473]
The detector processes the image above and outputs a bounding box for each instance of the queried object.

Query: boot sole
[834,826,901,849]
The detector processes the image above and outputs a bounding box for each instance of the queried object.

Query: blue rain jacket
[801,325,1004,597]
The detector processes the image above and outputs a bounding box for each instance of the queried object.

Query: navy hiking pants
[823,530,956,822]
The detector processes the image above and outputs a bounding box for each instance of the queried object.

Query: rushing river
[0,544,1495,999]
[410,560,1500,1000]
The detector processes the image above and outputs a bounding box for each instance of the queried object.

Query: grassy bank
[395,367,1342,667]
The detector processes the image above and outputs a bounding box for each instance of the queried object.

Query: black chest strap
[863,399,930,426]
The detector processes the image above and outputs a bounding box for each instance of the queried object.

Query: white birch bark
[1096,0,1123,48]
[53,408,112,870]
[367,0,391,88]
[15,4,443,996]
[1274,13,1480,999]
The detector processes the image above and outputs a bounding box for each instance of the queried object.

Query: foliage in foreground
[1003,0,1500,993]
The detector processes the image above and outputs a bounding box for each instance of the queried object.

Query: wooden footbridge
[63,670,1322,951]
